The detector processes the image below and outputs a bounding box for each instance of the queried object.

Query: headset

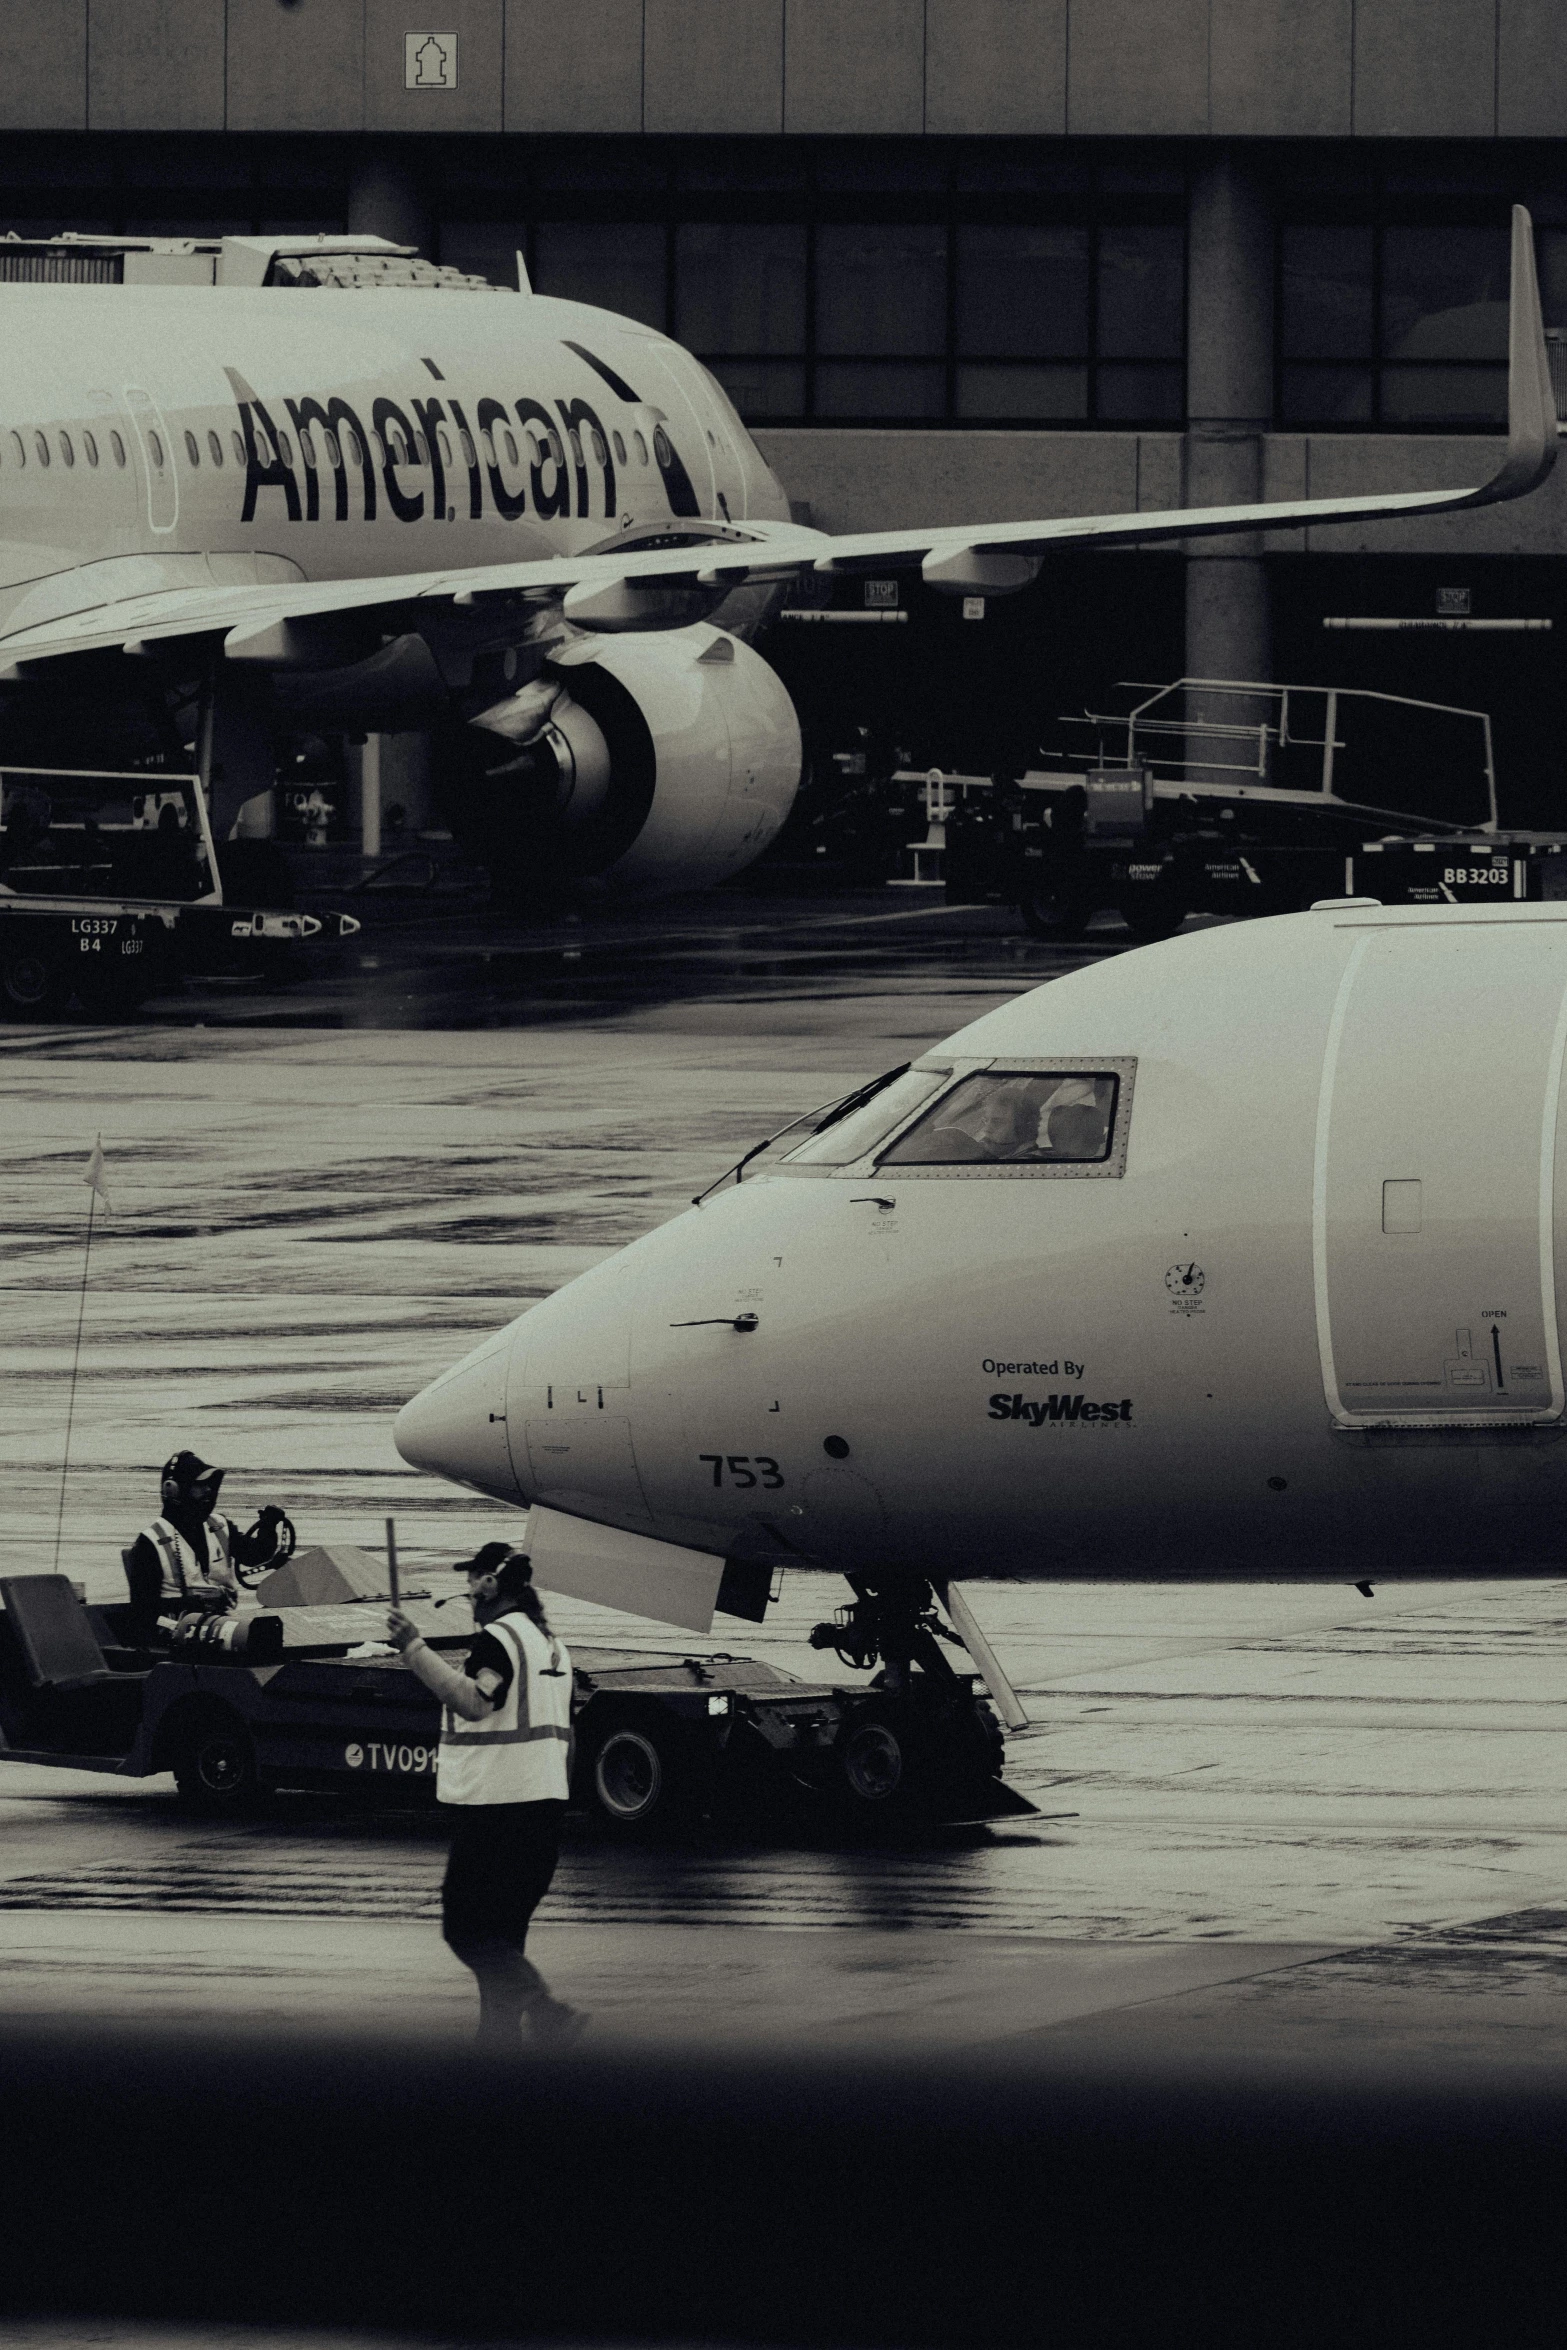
[161,1452,219,1511]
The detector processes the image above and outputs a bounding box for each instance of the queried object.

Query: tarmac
[6,891,1567,2096]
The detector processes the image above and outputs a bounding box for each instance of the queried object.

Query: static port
[823,1435,850,1459]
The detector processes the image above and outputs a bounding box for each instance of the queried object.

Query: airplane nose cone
[394,1332,523,1502]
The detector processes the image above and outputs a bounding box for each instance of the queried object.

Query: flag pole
[53,1137,109,1579]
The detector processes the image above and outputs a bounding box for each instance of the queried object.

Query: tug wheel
[1118,889,1188,943]
[1,950,64,1018]
[584,1714,699,1835]
[170,1708,260,1811]
[1017,879,1091,941]
[835,1702,918,1811]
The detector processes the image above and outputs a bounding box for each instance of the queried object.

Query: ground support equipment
[0,1574,1033,1834]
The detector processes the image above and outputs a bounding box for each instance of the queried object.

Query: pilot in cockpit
[1028,1078,1113,1162]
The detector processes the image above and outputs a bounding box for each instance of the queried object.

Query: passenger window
[568,429,583,466]
[438,427,453,466]
[461,429,477,467]
[590,427,606,464]
[84,431,98,466]
[207,430,222,466]
[783,1068,950,1166]
[59,432,73,467]
[480,428,495,466]
[111,431,126,467]
[8,431,21,467]
[183,430,199,466]
[879,1071,1121,1170]
[371,430,388,466]
[277,431,293,465]
[230,429,244,465]
[634,430,649,464]
[503,428,519,466]
[612,430,627,464]
[34,431,49,468]
[147,431,164,469]
[323,430,340,467]
[300,428,317,470]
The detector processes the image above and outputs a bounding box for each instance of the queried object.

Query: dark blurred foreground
[2,2020,1565,2350]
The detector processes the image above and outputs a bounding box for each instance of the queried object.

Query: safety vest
[437,1610,573,1807]
[141,1514,237,1613]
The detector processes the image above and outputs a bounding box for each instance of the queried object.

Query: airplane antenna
[53,1138,112,1576]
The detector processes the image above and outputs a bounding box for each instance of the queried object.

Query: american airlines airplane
[0,208,1554,894]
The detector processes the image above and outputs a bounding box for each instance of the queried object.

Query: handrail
[1061,677,1498,831]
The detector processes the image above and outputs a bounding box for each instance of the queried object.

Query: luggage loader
[0,1573,1035,1834]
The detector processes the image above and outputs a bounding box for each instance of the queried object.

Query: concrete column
[1183,147,1274,699]
[348,150,432,255]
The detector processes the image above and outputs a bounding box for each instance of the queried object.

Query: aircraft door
[1316,924,1567,1426]
[122,386,178,534]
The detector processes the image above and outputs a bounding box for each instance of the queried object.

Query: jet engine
[442,623,801,899]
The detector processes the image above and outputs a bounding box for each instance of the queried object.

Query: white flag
[83,1134,111,1214]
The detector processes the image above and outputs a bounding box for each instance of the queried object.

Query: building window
[1279,214,1510,429]
[440,143,1187,430]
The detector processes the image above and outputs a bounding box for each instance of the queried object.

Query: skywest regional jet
[0,207,1554,895]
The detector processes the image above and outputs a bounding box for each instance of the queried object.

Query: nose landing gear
[808,1574,1024,1816]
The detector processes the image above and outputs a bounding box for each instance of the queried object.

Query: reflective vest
[437,1610,573,1807]
[141,1515,237,1613]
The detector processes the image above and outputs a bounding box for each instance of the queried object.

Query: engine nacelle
[468,624,801,897]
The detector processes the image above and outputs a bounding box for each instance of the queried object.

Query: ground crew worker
[387,1542,586,2046]
[125,1451,294,1647]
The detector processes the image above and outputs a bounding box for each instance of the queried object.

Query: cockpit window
[879,1071,1121,1168]
[782,1067,949,1166]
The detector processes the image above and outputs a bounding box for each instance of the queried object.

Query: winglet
[1470,205,1556,506]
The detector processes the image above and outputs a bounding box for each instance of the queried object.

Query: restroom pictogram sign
[405,32,458,88]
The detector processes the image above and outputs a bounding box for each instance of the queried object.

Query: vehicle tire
[171,1710,260,1811]
[1,949,65,1018]
[1018,878,1092,941]
[1118,890,1188,944]
[835,1701,918,1814]
[584,1715,699,1835]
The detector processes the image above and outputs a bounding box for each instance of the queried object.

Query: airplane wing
[0,204,1553,679]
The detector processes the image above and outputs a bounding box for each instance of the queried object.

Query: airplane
[393,890,1567,1738]
[0,206,1553,902]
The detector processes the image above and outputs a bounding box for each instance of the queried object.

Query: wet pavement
[6,888,1567,2072]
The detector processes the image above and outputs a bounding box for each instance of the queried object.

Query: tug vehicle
[0,1561,1027,1832]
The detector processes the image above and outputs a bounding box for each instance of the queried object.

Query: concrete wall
[755,429,1567,558]
[0,0,1557,133]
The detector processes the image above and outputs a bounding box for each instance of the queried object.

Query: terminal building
[4,2,1567,814]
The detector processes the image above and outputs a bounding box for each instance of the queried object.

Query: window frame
[1275,191,1512,432]
[479,143,1188,431]
[782,1055,1138,1183]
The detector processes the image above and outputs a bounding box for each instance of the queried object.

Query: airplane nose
[394,1331,523,1502]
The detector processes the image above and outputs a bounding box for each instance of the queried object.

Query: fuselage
[0,284,790,633]
[397,903,1567,1584]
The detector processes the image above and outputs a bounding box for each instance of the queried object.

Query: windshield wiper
[692,1063,910,1206]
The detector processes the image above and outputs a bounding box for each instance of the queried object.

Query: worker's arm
[124,1536,167,1637]
[385,1618,497,1721]
[229,1506,294,1570]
